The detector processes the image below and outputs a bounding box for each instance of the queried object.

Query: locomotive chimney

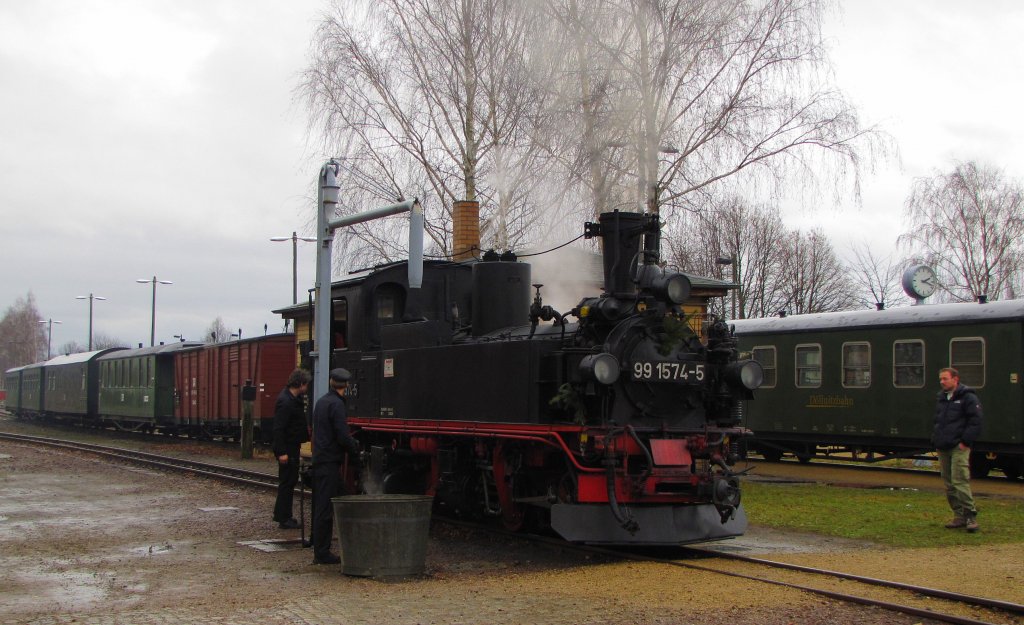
[598,210,650,297]
[452,199,480,261]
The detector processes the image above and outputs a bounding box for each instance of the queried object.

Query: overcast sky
[1,0,1022,352]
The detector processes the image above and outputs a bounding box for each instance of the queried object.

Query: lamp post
[75,293,107,351]
[38,318,62,359]
[271,232,317,306]
[136,276,173,347]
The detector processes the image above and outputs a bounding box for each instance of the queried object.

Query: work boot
[313,553,341,565]
[965,518,980,533]
[944,517,967,529]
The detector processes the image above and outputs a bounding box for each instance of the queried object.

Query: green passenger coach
[43,349,124,418]
[97,343,194,429]
[732,299,1024,479]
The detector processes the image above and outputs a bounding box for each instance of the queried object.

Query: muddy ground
[1,420,1022,625]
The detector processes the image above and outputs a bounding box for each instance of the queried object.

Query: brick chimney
[452,199,480,261]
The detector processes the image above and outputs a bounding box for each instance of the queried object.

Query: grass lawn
[742,481,1024,548]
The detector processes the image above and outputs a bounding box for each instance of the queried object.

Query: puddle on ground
[238,538,305,552]
[4,562,118,613]
[129,544,174,556]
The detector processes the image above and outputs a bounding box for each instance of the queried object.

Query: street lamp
[270,232,317,306]
[75,293,107,351]
[38,318,63,359]
[136,276,173,347]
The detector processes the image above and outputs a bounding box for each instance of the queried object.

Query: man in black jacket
[272,368,312,529]
[309,367,361,565]
[933,367,983,532]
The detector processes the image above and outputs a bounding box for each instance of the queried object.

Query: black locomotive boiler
[319,210,762,545]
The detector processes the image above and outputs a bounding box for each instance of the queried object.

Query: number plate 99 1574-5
[631,361,705,382]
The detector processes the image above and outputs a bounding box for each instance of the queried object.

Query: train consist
[4,335,296,442]
[733,301,1024,479]
[4,210,761,545]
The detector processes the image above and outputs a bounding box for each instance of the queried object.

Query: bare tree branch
[900,160,1024,302]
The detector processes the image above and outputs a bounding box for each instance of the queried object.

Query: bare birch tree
[541,0,879,224]
[667,196,789,319]
[300,0,553,270]
[301,0,879,271]
[847,241,903,309]
[0,292,47,371]
[901,161,1024,302]
[206,317,231,344]
[781,228,855,314]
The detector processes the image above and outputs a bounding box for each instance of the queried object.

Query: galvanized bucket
[331,494,433,577]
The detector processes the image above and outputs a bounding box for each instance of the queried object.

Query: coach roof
[732,298,1024,335]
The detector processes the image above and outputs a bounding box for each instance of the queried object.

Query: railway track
[1,412,252,449]
[0,431,277,489]
[3,431,1021,625]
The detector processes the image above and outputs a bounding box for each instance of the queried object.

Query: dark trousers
[311,462,341,559]
[273,447,301,522]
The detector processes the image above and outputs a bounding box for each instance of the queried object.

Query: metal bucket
[331,494,433,577]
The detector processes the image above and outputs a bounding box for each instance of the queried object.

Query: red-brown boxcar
[173,334,298,440]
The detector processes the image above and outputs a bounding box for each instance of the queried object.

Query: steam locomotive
[320,210,763,544]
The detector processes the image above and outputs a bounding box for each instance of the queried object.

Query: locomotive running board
[550,503,747,545]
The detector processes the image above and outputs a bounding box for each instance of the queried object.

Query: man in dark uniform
[310,367,360,565]
[933,367,983,533]
[272,368,312,529]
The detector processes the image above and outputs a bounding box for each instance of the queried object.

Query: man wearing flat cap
[309,367,360,565]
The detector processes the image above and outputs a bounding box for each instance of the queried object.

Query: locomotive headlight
[651,273,691,304]
[580,353,620,385]
[725,360,764,390]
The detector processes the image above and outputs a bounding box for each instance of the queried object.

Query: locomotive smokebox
[596,211,660,298]
[471,259,531,336]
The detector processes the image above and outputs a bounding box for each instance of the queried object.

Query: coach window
[893,339,925,388]
[752,346,777,388]
[950,338,985,388]
[795,344,822,388]
[842,342,871,388]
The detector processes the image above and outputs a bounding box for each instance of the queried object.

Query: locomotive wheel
[760,447,783,462]
[796,444,813,464]
[501,504,526,532]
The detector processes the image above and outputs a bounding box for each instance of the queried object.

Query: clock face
[902,264,937,299]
